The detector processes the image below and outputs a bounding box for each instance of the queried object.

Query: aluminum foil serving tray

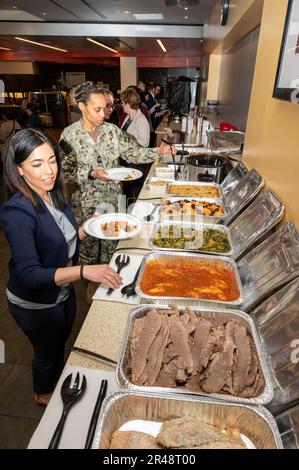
[158,196,227,225]
[166,181,225,200]
[135,251,244,307]
[93,391,282,449]
[116,305,273,406]
[149,220,234,257]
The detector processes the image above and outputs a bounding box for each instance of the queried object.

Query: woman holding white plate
[59,81,172,268]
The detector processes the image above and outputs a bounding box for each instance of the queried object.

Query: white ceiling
[0,1,215,60]
[0,0,216,24]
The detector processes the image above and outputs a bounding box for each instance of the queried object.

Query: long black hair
[3,128,67,211]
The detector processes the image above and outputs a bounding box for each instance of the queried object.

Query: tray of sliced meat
[93,391,282,449]
[116,305,273,406]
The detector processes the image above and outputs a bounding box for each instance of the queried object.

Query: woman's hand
[157,142,176,155]
[78,226,88,241]
[83,264,123,289]
[90,167,110,182]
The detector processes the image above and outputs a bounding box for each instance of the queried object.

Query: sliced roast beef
[191,319,212,374]
[131,310,162,383]
[201,321,236,394]
[232,323,251,394]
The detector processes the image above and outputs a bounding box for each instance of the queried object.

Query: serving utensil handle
[48,408,69,449]
[84,380,108,449]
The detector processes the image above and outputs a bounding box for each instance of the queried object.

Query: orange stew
[140,258,240,301]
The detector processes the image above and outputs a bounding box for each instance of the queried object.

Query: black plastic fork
[48,372,87,449]
[106,254,130,296]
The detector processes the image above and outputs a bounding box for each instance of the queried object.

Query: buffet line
[30,149,299,450]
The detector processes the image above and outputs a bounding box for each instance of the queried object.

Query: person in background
[66,85,81,124]
[120,88,150,147]
[119,88,152,202]
[146,83,167,131]
[102,88,115,122]
[0,110,21,161]
[0,128,122,405]
[137,80,146,95]
[118,86,151,130]
[23,103,44,129]
[59,81,172,268]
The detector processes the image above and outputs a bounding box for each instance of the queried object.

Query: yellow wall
[206,55,221,101]
[244,0,299,229]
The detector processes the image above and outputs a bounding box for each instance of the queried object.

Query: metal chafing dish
[166,181,224,199]
[224,169,265,225]
[135,251,244,307]
[149,221,234,257]
[116,305,273,406]
[93,391,282,449]
[251,277,299,416]
[229,188,284,260]
[276,403,299,449]
[221,162,248,197]
[237,222,299,312]
[158,196,227,225]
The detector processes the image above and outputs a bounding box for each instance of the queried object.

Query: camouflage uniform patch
[60,120,158,264]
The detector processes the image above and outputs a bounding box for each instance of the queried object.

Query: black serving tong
[162,138,178,180]
[84,379,108,449]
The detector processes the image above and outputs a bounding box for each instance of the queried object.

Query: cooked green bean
[153,226,231,253]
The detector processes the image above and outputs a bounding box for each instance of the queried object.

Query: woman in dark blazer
[0,128,122,405]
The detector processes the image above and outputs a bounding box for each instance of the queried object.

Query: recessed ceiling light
[14,37,68,52]
[0,46,11,50]
[184,6,188,10]
[185,16,188,19]
[87,38,118,53]
[157,39,167,53]
[122,10,132,14]
[12,5,18,9]
[133,13,164,20]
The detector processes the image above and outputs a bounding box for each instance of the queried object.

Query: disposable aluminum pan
[166,181,224,200]
[116,305,273,406]
[149,221,234,257]
[93,391,282,449]
[159,197,227,225]
[135,251,244,307]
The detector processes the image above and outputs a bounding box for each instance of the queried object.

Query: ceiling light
[185,16,188,19]
[12,5,18,9]
[0,46,11,50]
[157,39,167,53]
[14,37,68,52]
[87,38,118,53]
[133,13,164,20]
[122,10,132,14]
[185,7,188,10]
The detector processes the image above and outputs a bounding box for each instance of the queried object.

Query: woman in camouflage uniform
[59,81,171,265]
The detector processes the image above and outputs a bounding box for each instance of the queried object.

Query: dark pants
[7,289,76,394]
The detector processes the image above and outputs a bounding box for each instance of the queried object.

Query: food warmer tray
[93,390,282,449]
[116,305,273,407]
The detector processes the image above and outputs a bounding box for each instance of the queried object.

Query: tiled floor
[0,129,90,448]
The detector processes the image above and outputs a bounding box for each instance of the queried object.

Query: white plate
[83,213,142,240]
[106,167,143,182]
